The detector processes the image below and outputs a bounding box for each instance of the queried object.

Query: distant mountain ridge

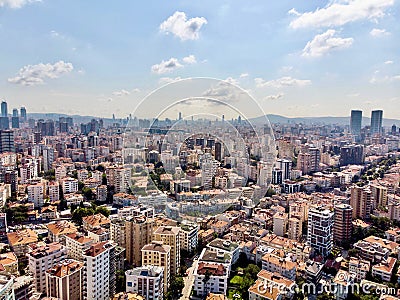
[27,112,400,127]
[252,114,400,127]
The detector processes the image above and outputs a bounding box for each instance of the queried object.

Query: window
[127,282,132,287]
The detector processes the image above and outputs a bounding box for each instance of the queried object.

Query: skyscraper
[350,186,372,219]
[371,110,383,135]
[350,110,362,136]
[11,109,19,129]
[1,101,7,117]
[20,107,27,121]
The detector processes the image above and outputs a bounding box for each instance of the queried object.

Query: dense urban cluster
[0,101,398,300]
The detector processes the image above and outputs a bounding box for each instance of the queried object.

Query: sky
[0,0,399,119]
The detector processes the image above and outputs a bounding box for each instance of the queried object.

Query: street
[179,259,198,300]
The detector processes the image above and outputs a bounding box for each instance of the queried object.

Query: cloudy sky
[0,0,399,119]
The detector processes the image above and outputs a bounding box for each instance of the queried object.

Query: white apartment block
[62,177,78,194]
[65,233,94,261]
[126,265,164,300]
[48,182,60,202]
[83,241,115,300]
[27,183,44,208]
[179,221,199,253]
[193,262,228,297]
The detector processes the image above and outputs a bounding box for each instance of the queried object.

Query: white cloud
[132,88,141,93]
[160,11,207,41]
[384,60,394,64]
[224,77,239,85]
[264,93,285,101]
[370,28,391,37]
[8,61,74,86]
[159,77,182,85]
[255,76,311,89]
[369,73,400,84]
[182,54,197,64]
[151,55,197,74]
[151,58,183,74]
[239,73,249,78]
[302,29,353,57]
[0,0,40,8]
[112,89,130,97]
[289,0,394,29]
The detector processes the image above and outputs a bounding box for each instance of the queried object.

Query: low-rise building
[372,257,397,282]
[193,262,228,297]
[207,239,239,264]
[7,229,38,259]
[47,221,78,245]
[348,257,370,282]
[261,253,296,281]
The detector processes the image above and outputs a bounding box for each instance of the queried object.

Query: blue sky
[0,0,399,119]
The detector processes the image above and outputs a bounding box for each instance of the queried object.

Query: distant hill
[252,114,400,127]
[26,112,400,127]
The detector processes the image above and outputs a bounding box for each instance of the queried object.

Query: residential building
[110,218,126,248]
[47,221,78,245]
[65,233,94,261]
[179,221,199,253]
[372,257,396,282]
[273,212,288,237]
[82,213,110,231]
[141,241,171,293]
[27,242,67,293]
[126,215,154,266]
[348,257,370,282]
[261,253,296,280]
[153,226,180,275]
[207,239,240,265]
[125,265,164,300]
[307,206,334,257]
[46,259,84,300]
[288,217,302,241]
[333,204,353,245]
[350,186,372,219]
[62,177,78,194]
[193,262,228,297]
[83,241,116,300]
[7,229,38,259]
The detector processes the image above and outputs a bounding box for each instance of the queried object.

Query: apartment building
[153,226,180,275]
[126,215,154,266]
[348,257,370,282]
[193,262,228,297]
[125,265,164,300]
[261,253,296,280]
[46,259,84,300]
[65,233,94,261]
[307,206,334,257]
[141,241,171,294]
[82,213,110,231]
[27,242,67,293]
[47,221,78,245]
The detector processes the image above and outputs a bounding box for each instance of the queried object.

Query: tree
[101,174,107,185]
[95,206,110,218]
[116,270,125,293]
[167,276,184,300]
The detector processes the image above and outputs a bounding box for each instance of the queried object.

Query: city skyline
[0,0,398,118]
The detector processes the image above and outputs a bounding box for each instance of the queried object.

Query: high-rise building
[153,226,180,276]
[1,101,7,117]
[276,158,292,180]
[370,184,388,208]
[333,204,353,245]
[350,110,362,137]
[0,117,9,130]
[27,242,68,293]
[12,109,19,128]
[125,265,164,300]
[141,241,171,294]
[125,215,154,266]
[350,186,372,219]
[288,216,302,241]
[0,130,14,153]
[339,145,364,166]
[20,106,27,121]
[46,259,84,300]
[371,110,383,135]
[214,142,222,161]
[307,206,334,257]
[83,241,116,300]
[308,147,320,172]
